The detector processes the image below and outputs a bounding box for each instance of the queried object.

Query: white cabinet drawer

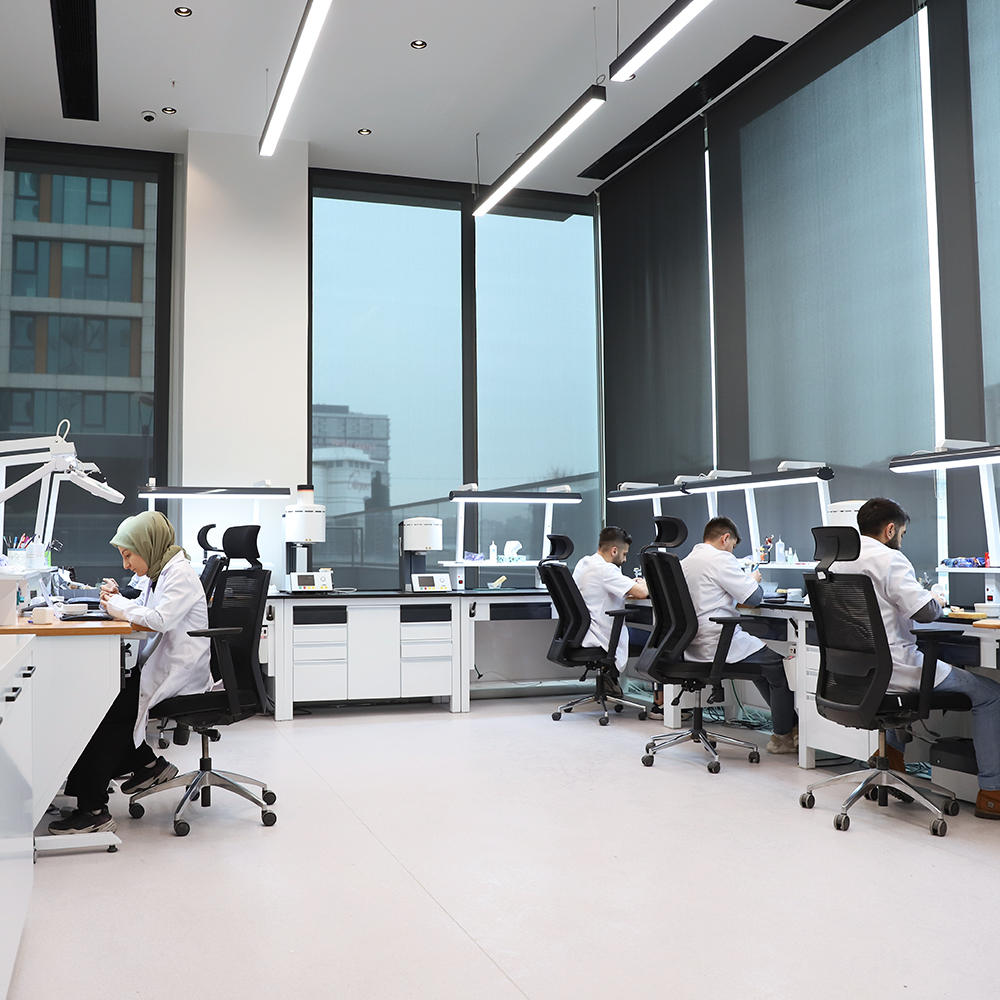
[293,642,347,663]
[294,662,348,702]
[400,622,452,642]
[293,624,347,645]
[401,658,452,697]
[401,639,453,660]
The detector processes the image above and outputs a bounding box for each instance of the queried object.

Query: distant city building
[312,405,390,512]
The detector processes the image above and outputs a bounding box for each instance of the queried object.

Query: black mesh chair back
[199,554,226,597]
[635,547,699,675]
[207,566,271,715]
[538,559,592,664]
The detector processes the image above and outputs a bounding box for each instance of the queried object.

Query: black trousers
[64,667,156,811]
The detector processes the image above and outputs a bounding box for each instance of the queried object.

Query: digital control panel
[411,573,452,592]
[289,570,333,592]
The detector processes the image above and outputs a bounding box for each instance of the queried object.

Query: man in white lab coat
[682,517,798,754]
[573,526,649,694]
[847,497,1000,820]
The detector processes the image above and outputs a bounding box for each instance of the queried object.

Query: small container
[489,541,498,562]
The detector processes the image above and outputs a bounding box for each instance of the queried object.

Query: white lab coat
[681,542,765,663]
[573,552,635,669]
[104,551,212,745]
[835,535,952,694]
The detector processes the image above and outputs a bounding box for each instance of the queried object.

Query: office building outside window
[0,145,170,581]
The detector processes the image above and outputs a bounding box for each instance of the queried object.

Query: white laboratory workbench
[0,618,132,1000]
[748,604,998,769]
[265,590,557,721]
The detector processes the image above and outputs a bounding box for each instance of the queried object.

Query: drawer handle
[5,686,22,702]
[21,665,36,678]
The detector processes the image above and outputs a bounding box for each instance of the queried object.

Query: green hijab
[110,510,187,582]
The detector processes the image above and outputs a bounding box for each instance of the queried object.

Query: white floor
[9,697,1000,1000]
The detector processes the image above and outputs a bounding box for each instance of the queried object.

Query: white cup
[31,606,54,625]
[786,588,804,602]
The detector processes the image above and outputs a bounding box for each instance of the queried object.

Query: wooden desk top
[0,618,135,637]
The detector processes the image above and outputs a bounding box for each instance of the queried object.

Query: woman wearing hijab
[48,511,212,835]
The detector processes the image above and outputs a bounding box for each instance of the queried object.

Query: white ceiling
[0,0,843,195]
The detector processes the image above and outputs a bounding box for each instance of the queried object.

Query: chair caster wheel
[262,810,277,827]
[173,820,190,837]
[107,845,117,853]
[599,716,610,726]
[129,802,145,819]
[564,706,573,713]
[707,761,721,774]
[931,817,947,836]
[614,703,623,713]
[748,751,760,764]
[157,738,169,749]
[833,812,850,831]
[551,712,562,721]
[638,710,648,721]
[865,787,879,801]
[641,754,654,767]
[945,799,960,816]
[645,742,655,752]
[262,789,277,806]
[800,792,815,809]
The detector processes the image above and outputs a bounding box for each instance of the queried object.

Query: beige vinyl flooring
[9,695,1000,1000]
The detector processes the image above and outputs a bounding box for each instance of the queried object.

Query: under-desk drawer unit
[400,607,453,697]
[292,607,348,702]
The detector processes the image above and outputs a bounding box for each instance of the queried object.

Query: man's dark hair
[703,517,741,545]
[857,497,910,537]
[598,525,632,549]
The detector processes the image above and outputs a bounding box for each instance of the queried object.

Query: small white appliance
[288,570,334,592]
[283,485,327,591]
[411,572,451,592]
[399,517,443,591]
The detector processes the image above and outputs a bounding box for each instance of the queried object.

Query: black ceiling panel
[50,0,99,121]
[580,35,786,181]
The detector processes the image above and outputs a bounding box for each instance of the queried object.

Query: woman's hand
[100,577,120,602]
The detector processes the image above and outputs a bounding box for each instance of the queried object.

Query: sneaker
[649,702,664,718]
[48,808,117,836]
[767,726,799,755]
[120,756,178,796]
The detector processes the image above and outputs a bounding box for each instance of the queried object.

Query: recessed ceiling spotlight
[626,74,636,81]
[174,7,192,16]
[410,39,427,49]
[358,128,372,135]
[162,107,177,114]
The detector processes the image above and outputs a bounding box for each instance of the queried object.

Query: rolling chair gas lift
[538,534,649,726]
[799,526,971,836]
[129,525,277,836]
[638,517,765,773]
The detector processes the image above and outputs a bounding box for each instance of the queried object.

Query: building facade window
[0,143,170,581]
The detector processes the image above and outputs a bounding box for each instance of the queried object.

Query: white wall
[178,130,309,574]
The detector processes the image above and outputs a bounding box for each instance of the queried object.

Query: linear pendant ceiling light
[472,85,606,216]
[610,0,718,82]
[259,0,334,156]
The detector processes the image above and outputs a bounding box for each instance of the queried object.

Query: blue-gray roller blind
[968,0,1000,444]
[739,15,937,574]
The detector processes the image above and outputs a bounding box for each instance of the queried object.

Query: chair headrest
[546,534,574,561]
[653,516,687,548]
[197,524,224,554]
[811,526,861,573]
[222,525,262,567]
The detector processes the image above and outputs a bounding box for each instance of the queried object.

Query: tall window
[738,15,939,575]
[311,191,463,588]
[310,178,601,588]
[475,209,600,576]
[0,145,170,581]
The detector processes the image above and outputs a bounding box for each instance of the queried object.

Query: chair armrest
[910,627,964,717]
[708,617,743,680]
[188,627,243,638]
[604,610,629,665]
[187,627,243,716]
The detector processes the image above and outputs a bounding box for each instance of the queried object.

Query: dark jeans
[738,646,798,737]
[64,668,156,811]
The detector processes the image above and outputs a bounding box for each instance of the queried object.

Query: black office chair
[636,517,765,773]
[799,526,971,835]
[128,525,277,836]
[539,534,649,726]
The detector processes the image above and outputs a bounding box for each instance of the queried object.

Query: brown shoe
[975,789,1000,820]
